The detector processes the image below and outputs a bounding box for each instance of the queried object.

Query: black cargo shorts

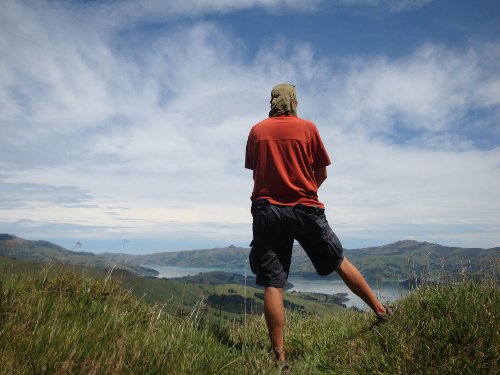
[249,199,344,288]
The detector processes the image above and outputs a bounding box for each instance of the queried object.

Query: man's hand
[314,167,327,188]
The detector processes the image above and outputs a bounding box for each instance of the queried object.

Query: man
[245,83,392,366]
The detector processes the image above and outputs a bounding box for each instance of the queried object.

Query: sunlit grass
[0,269,277,374]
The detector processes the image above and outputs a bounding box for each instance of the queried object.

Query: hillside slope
[0,256,343,322]
[1,265,497,374]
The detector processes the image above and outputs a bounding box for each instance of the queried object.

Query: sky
[1,0,499,254]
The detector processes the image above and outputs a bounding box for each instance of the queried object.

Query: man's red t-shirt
[245,115,331,208]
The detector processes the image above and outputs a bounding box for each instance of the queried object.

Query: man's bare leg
[336,257,387,315]
[264,287,286,362]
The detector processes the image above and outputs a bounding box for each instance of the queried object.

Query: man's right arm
[314,167,327,188]
[245,130,254,170]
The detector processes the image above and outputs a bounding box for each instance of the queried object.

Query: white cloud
[0,1,129,143]
[0,181,93,209]
[86,0,323,27]
[303,43,500,146]
[323,135,500,247]
[337,0,433,12]
[391,0,433,11]
[0,0,498,250]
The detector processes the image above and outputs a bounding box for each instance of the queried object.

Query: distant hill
[0,234,157,276]
[101,239,499,281]
[3,234,497,282]
[170,270,261,288]
[341,240,499,281]
[169,270,294,291]
[102,244,248,269]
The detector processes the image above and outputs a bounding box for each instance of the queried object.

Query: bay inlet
[147,265,408,309]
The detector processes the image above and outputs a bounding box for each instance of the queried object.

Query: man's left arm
[309,122,331,189]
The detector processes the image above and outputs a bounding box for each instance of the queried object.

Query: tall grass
[1,265,498,374]
[209,280,499,374]
[0,269,276,374]
[351,281,499,375]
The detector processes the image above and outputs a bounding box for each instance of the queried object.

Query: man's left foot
[279,361,291,375]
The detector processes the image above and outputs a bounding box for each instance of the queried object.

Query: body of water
[148,265,408,309]
[287,276,407,309]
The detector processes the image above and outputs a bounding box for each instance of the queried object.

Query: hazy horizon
[7,235,491,256]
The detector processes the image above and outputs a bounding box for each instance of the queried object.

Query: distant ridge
[3,234,497,281]
[102,244,251,269]
[0,234,157,276]
[101,239,499,281]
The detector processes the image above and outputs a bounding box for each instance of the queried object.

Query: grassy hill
[0,256,344,323]
[1,260,497,374]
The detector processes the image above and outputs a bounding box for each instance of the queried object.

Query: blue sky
[1,0,499,253]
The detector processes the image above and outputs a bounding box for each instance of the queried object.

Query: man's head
[269,83,297,117]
